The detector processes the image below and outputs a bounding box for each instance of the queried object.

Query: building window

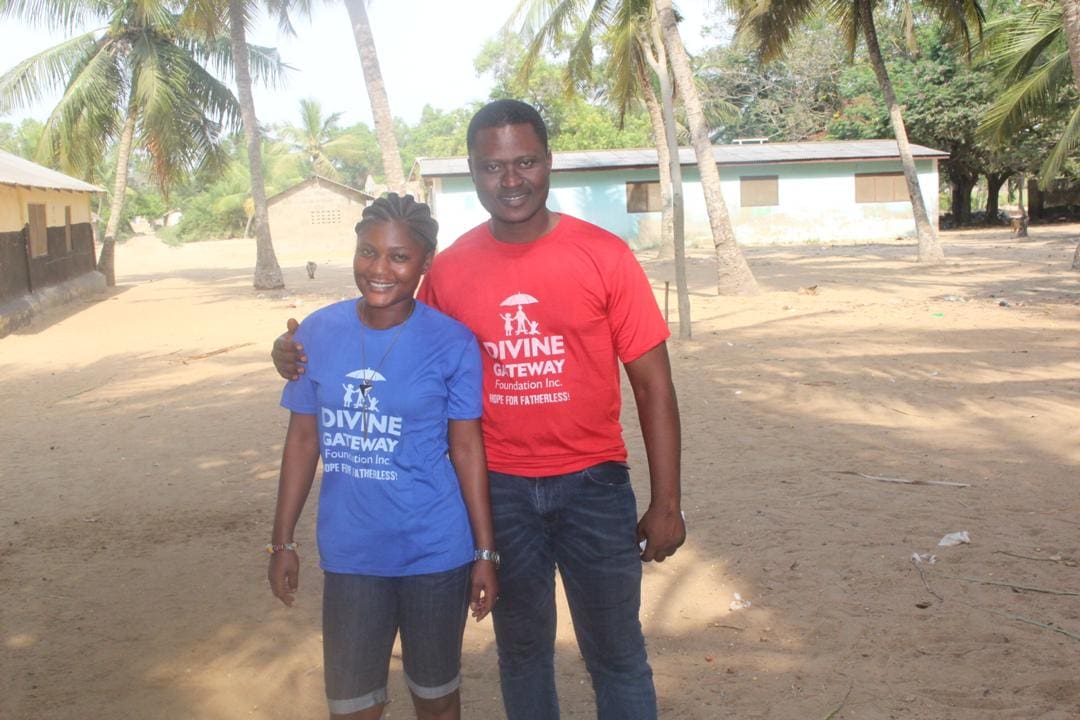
[626,181,662,213]
[740,175,778,207]
[310,208,342,225]
[28,203,48,257]
[855,172,908,203]
[64,206,73,252]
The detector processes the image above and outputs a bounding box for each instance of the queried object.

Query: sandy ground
[2,223,1079,720]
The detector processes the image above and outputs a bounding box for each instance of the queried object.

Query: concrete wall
[268,183,369,249]
[426,158,941,250]
[0,185,96,303]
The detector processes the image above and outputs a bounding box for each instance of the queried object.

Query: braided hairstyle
[354,192,439,252]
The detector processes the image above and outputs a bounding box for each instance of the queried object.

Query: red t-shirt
[418,214,670,476]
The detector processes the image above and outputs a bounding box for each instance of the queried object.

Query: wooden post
[664,281,670,324]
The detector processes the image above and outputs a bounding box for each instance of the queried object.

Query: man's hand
[636,506,686,562]
[272,318,306,380]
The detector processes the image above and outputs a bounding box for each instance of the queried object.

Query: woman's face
[353,219,432,312]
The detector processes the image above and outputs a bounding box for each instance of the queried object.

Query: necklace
[356,300,414,435]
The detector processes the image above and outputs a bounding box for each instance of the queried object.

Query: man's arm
[624,341,685,562]
[272,318,307,380]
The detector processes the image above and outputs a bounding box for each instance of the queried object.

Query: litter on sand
[938,531,971,547]
[729,593,752,611]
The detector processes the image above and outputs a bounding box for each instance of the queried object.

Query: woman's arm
[268,412,320,606]
[448,418,498,620]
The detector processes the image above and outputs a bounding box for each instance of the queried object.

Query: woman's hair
[354,192,438,252]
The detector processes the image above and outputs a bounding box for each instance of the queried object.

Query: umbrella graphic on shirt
[344,368,386,409]
[346,368,387,383]
[500,293,538,306]
[499,293,541,336]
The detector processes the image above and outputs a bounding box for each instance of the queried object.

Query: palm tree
[655,0,759,293]
[344,0,405,193]
[279,98,369,180]
[181,0,303,289]
[979,0,1080,268]
[0,0,244,286]
[636,8,692,336]
[1063,0,1080,269]
[730,0,986,265]
[225,0,283,288]
[507,0,705,334]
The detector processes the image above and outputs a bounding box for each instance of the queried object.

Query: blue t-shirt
[281,299,482,576]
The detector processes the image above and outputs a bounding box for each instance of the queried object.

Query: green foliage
[476,33,653,150]
[699,17,849,141]
[0,118,44,158]
[398,105,473,169]
[274,98,379,185]
[827,62,890,138]
[977,0,1079,187]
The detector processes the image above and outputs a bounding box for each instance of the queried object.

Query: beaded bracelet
[266,542,298,555]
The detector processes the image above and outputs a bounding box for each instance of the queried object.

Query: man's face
[468,123,552,238]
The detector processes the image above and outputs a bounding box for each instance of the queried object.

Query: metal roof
[415,140,949,178]
[266,174,375,206]
[0,150,104,193]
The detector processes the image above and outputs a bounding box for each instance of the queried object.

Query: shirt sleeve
[446,333,483,420]
[606,246,671,364]
[280,321,319,415]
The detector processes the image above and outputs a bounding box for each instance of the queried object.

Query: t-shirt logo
[343,368,384,412]
[498,292,541,336]
[482,292,571,408]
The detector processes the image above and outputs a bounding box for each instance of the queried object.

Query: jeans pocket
[581,461,631,487]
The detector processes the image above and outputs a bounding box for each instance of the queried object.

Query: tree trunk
[1061,0,1080,94]
[345,0,406,193]
[642,15,690,338]
[1027,177,1044,220]
[856,0,944,263]
[96,108,137,287]
[229,0,284,290]
[985,172,1007,223]
[950,174,975,225]
[639,68,675,261]
[654,0,759,296]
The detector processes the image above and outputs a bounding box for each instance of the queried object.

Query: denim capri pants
[322,563,471,715]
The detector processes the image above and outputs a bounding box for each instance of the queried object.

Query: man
[274,99,685,720]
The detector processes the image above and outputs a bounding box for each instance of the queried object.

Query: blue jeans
[322,565,471,715]
[489,462,657,720]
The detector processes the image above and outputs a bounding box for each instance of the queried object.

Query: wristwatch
[474,549,501,567]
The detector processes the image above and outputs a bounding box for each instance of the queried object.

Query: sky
[0,0,719,129]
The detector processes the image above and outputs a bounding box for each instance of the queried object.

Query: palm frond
[729,0,822,62]
[919,0,985,54]
[979,49,1072,140]
[978,3,1062,83]
[0,0,110,33]
[0,30,104,112]
[1038,101,1080,186]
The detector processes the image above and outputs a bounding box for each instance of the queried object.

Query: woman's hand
[268,550,300,607]
[469,560,498,621]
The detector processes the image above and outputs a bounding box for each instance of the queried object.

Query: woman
[267,193,497,720]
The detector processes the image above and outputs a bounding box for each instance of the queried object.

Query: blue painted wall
[427,159,940,250]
